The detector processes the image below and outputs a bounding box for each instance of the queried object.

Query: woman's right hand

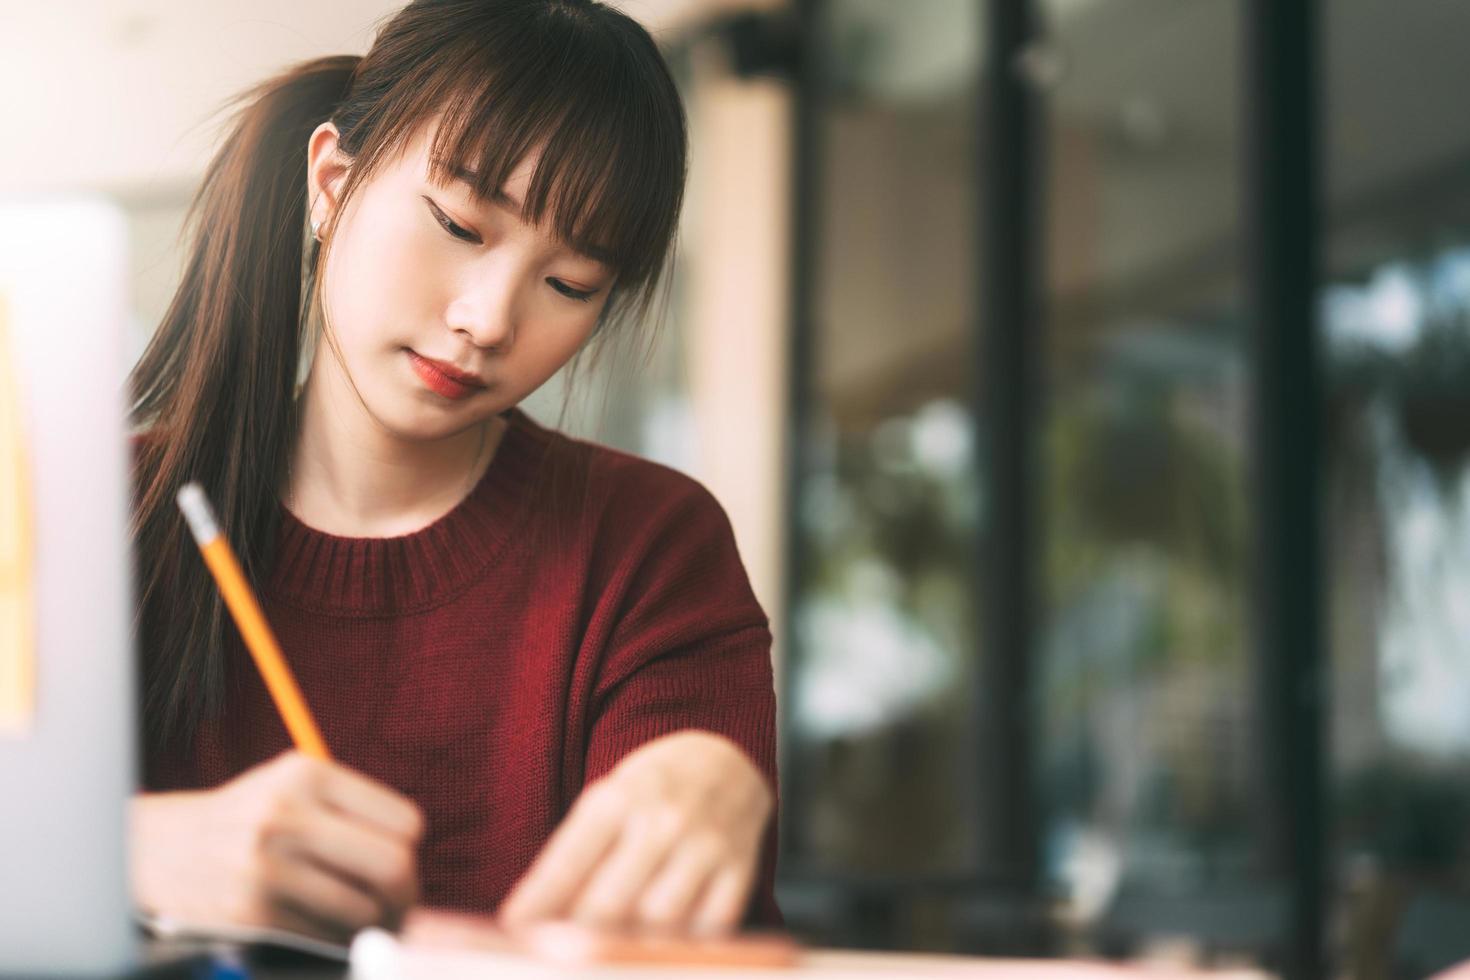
[130,750,425,943]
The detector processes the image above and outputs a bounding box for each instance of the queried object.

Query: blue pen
[200,945,251,980]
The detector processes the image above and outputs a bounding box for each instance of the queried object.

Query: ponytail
[129,56,358,752]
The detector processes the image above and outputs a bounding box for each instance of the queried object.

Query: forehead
[396,120,612,269]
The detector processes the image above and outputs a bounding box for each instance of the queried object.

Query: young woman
[126,0,779,943]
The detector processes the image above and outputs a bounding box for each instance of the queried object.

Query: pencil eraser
[176,482,220,544]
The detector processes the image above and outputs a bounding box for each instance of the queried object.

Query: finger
[690,862,755,936]
[569,807,686,927]
[315,763,426,842]
[633,834,727,932]
[260,845,384,937]
[285,803,419,914]
[499,782,626,925]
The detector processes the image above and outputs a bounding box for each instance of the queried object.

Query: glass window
[1035,0,1268,958]
[1324,2,1470,975]
[784,0,985,884]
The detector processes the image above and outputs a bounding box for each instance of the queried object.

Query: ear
[306,121,351,233]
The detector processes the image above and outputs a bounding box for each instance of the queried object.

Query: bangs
[362,7,686,290]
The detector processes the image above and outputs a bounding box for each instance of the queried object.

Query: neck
[285,355,505,538]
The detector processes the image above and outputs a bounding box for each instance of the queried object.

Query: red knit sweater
[141,407,781,925]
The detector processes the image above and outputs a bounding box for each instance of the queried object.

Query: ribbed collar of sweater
[264,407,552,616]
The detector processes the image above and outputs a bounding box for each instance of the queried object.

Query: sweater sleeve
[580,472,783,928]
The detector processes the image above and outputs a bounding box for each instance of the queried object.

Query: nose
[445,270,520,351]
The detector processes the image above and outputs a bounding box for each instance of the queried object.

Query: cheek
[488,317,587,405]
[322,204,440,349]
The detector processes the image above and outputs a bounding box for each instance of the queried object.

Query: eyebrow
[445,164,615,268]
[450,166,523,211]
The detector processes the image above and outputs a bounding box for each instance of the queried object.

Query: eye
[548,279,597,303]
[424,198,478,243]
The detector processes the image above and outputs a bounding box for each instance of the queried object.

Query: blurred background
[6,0,1470,976]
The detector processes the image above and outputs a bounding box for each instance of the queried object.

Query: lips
[406,350,485,400]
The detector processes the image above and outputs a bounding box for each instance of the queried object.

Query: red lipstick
[407,350,485,400]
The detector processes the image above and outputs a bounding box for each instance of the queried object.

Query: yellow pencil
[176,482,330,760]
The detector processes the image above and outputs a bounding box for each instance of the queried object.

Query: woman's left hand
[498,730,773,934]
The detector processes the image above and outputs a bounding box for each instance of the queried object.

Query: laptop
[0,195,191,978]
[0,195,355,979]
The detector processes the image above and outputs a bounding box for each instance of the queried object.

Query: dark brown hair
[129,0,688,750]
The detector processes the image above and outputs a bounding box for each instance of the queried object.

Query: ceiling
[8,0,1466,210]
[0,0,712,197]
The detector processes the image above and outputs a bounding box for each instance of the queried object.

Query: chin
[403,400,506,441]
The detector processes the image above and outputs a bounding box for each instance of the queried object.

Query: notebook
[136,911,351,962]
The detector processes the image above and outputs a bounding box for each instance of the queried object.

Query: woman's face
[305,118,616,441]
